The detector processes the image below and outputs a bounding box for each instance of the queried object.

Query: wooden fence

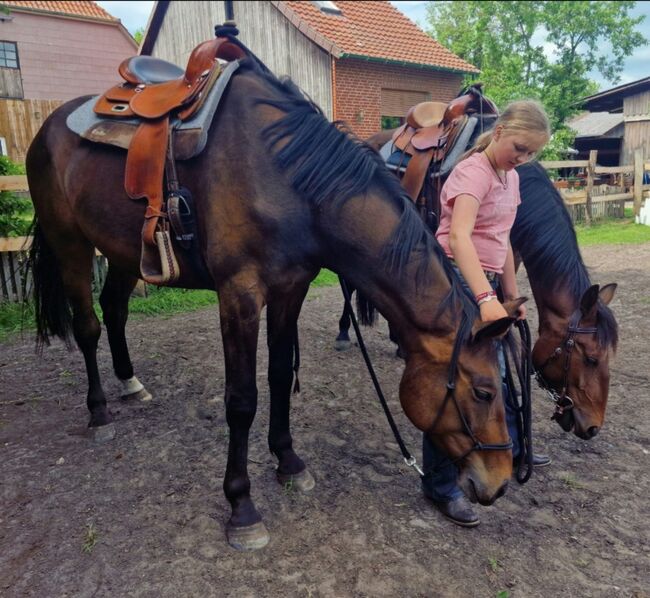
[0,235,108,303]
[539,148,649,224]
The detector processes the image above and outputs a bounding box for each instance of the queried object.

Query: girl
[423,100,552,527]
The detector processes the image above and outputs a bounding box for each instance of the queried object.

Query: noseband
[535,309,598,419]
[426,314,513,467]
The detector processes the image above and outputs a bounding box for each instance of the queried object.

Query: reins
[338,276,515,481]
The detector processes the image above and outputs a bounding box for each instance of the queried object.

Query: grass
[575,217,650,246]
[0,269,341,342]
[81,522,98,554]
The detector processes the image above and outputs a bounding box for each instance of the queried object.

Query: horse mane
[227,50,476,327]
[514,162,618,348]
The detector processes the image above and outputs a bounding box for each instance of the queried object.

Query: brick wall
[334,57,465,140]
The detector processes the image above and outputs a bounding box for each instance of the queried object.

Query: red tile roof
[0,1,117,21]
[276,0,477,73]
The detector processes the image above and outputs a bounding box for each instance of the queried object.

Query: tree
[133,27,144,46]
[426,1,646,127]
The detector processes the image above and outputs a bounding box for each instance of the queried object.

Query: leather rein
[534,309,598,419]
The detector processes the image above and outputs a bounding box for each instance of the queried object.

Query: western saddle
[94,33,247,284]
[386,85,498,231]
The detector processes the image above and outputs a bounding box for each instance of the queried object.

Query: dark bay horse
[513,162,618,438]
[337,127,619,439]
[26,52,521,550]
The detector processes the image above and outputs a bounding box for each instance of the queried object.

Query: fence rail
[540,149,648,224]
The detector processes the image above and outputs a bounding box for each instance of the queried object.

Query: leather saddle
[389,85,498,204]
[93,35,247,285]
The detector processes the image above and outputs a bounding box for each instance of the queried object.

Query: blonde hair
[460,99,551,162]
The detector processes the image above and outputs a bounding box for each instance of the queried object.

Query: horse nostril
[587,426,600,438]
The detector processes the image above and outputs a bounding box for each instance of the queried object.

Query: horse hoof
[334,339,351,351]
[121,388,152,402]
[87,422,116,443]
[277,468,316,493]
[226,521,270,551]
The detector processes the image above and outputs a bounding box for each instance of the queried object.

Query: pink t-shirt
[435,152,521,274]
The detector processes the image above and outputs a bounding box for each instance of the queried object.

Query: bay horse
[336,127,618,439]
[25,48,521,550]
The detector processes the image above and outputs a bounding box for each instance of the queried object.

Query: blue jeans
[421,270,519,502]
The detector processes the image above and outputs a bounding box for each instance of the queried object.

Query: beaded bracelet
[475,290,497,304]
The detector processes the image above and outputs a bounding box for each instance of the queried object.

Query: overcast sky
[96,0,650,91]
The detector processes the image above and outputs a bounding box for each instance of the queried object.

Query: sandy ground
[1,243,649,597]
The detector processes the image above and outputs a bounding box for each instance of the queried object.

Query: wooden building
[140,0,477,139]
[567,111,624,167]
[0,0,137,162]
[582,77,650,166]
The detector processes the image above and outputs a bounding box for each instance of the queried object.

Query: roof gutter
[340,53,478,75]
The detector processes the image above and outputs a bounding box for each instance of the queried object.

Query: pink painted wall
[0,11,137,100]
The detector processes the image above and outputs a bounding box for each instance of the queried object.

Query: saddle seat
[118,56,185,85]
[92,35,247,285]
[387,84,499,205]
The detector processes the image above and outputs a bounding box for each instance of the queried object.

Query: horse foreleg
[267,288,315,493]
[218,278,268,550]
[99,265,151,402]
[335,284,353,351]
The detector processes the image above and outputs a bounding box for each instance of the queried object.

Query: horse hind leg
[267,287,315,493]
[99,265,152,402]
[31,225,115,441]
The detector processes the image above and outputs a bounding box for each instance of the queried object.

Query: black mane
[513,162,618,348]
[232,53,476,325]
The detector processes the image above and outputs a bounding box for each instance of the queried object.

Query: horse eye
[473,388,494,402]
[585,356,599,366]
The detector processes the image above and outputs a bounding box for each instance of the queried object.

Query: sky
[96,0,650,92]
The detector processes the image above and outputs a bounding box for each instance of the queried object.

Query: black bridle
[339,277,513,478]
[534,309,598,420]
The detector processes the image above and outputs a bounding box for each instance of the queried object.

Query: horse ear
[472,316,517,343]
[580,285,600,318]
[502,297,527,318]
[599,283,617,305]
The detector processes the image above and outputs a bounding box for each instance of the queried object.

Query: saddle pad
[66,60,241,160]
[381,116,481,178]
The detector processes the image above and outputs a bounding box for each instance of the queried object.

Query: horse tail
[26,219,73,350]
[356,290,378,327]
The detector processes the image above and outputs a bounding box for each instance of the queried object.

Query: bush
[0,155,31,237]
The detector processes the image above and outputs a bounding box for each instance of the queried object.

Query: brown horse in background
[25,47,522,550]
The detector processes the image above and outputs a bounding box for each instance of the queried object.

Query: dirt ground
[1,243,648,598]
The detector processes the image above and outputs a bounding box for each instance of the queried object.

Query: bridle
[425,313,513,468]
[534,309,598,420]
[339,278,513,478]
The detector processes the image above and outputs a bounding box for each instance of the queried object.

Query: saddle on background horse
[67,31,247,285]
[380,85,498,231]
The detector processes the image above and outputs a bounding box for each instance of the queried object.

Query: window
[0,41,19,69]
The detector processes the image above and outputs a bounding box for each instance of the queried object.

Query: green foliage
[538,126,577,161]
[0,156,30,237]
[133,27,145,45]
[426,1,646,128]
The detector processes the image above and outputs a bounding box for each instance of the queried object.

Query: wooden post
[634,148,644,217]
[585,150,597,226]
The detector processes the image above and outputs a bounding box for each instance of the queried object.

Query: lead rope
[339,276,423,475]
[503,319,534,484]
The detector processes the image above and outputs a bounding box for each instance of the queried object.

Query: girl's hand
[516,303,527,321]
[479,299,509,322]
